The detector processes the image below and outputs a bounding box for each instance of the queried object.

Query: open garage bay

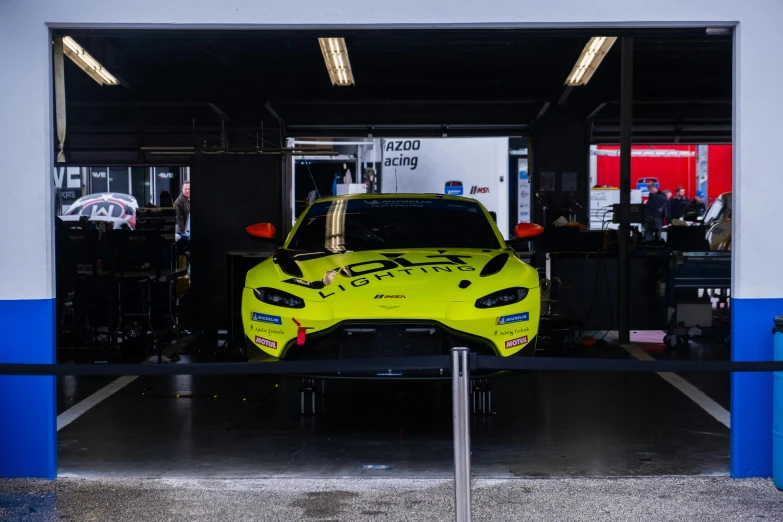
[56,341,729,479]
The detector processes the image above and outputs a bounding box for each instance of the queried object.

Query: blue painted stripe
[731,297,781,478]
[0,299,56,479]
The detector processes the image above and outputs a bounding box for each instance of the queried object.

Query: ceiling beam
[586,102,608,120]
[557,86,574,106]
[264,101,281,121]
[274,99,542,106]
[536,101,552,120]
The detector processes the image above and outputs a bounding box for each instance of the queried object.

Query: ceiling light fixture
[62,36,119,86]
[565,36,617,86]
[318,38,355,86]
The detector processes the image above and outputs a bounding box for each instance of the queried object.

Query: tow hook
[291,318,313,346]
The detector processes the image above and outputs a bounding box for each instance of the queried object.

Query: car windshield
[703,194,730,223]
[287,198,502,252]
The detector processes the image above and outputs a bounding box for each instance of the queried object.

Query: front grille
[283,320,497,361]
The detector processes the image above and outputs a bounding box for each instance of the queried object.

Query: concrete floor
[55,340,731,479]
[2,477,781,521]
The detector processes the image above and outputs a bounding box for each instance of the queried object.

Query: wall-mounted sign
[381,137,510,238]
[562,171,578,192]
[540,171,556,192]
[517,158,531,223]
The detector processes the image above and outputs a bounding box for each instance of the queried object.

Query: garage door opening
[51,27,734,479]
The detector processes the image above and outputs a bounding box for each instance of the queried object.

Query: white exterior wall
[1,0,783,300]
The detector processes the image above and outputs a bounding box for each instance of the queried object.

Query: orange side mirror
[246,223,277,239]
[514,222,545,239]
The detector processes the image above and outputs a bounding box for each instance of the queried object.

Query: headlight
[475,287,529,308]
[253,287,305,308]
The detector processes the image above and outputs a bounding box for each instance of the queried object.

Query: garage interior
[53,27,732,478]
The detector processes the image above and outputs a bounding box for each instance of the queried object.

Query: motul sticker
[504,336,529,349]
[254,336,278,350]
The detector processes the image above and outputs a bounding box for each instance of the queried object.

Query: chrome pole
[452,347,471,522]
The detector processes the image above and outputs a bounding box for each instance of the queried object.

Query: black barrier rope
[474,355,783,373]
[2,355,783,376]
[0,356,452,376]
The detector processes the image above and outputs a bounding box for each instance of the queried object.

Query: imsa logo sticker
[504,336,529,349]
[254,336,278,350]
[251,312,282,325]
[497,312,529,325]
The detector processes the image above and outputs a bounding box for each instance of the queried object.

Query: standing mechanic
[669,186,689,220]
[644,182,669,240]
[175,180,191,239]
[682,190,707,222]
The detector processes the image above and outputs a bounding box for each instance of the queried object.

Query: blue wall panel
[0,299,56,479]
[731,297,782,478]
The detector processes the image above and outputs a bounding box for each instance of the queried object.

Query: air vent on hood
[480,253,510,277]
[273,249,304,278]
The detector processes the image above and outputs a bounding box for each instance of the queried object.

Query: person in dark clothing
[645,182,669,240]
[669,186,689,220]
[174,181,190,238]
[683,190,707,222]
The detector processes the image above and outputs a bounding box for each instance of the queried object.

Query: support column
[0,22,57,479]
[729,21,783,479]
[617,37,633,345]
[0,301,57,478]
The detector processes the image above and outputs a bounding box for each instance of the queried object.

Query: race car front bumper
[241,286,540,360]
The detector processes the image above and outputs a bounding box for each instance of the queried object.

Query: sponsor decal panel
[497,312,529,325]
[445,181,463,196]
[504,336,529,350]
[495,326,530,337]
[251,325,285,335]
[254,336,278,350]
[251,312,282,324]
[303,255,478,299]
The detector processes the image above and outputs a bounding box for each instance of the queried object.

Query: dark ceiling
[59,28,732,163]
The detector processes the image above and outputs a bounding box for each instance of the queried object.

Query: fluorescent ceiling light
[318,38,355,86]
[565,36,617,86]
[62,36,119,86]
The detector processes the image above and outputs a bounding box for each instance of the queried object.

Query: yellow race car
[241,194,544,366]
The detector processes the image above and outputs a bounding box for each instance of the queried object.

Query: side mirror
[246,223,277,240]
[514,222,545,239]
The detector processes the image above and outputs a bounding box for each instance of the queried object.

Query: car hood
[245,248,539,303]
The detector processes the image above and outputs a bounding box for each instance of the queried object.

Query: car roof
[71,192,138,206]
[313,193,478,204]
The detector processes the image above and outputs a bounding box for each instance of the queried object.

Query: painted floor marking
[57,376,138,431]
[621,344,730,429]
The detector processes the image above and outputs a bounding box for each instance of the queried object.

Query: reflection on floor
[57,341,730,478]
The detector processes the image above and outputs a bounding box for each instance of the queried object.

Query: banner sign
[380,138,509,237]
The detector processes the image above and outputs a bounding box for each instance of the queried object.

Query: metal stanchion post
[452,347,471,522]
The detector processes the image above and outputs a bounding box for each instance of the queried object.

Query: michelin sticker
[252,312,282,325]
[497,312,529,325]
